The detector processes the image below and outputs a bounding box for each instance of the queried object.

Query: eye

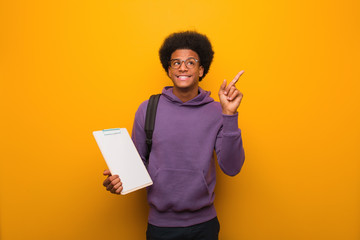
[172,60,180,67]
[186,59,196,67]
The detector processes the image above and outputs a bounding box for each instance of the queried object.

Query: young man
[103,31,245,240]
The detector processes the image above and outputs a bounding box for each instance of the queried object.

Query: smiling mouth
[176,75,191,80]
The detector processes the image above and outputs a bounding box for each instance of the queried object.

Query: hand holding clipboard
[93,128,153,195]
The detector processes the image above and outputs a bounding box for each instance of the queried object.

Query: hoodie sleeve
[131,101,149,164]
[215,113,245,176]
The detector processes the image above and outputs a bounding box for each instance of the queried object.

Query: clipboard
[93,128,153,195]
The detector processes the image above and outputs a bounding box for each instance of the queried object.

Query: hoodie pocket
[148,168,212,212]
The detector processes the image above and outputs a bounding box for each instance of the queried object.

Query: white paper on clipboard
[93,128,152,195]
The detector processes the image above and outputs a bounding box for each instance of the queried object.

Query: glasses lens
[185,58,197,69]
[171,60,181,69]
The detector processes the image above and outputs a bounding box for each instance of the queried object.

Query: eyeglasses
[169,57,199,69]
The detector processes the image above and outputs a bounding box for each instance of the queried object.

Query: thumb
[103,169,111,176]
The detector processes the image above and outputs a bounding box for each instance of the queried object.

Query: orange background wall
[1,0,359,239]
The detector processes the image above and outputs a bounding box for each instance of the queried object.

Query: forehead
[171,49,199,60]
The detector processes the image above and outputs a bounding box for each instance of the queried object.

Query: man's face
[167,49,204,91]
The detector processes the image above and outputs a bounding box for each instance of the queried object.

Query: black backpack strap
[144,94,161,160]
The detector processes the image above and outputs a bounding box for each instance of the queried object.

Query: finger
[219,79,227,93]
[110,174,119,180]
[225,70,244,93]
[103,169,111,176]
[228,89,240,101]
[227,86,237,100]
[115,186,123,194]
[110,177,121,186]
[233,70,245,84]
[111,182,123,193]
[103,178,111,187]
[108,175,119,183]
[106,183,114,191]
[106,176,120,191]
[103,174,119,187]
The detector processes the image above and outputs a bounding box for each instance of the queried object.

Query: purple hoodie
[132,86,245,227]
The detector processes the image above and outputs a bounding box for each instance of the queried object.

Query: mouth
[176,75,191,80]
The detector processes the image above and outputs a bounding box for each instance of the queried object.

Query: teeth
[178,76,189,80]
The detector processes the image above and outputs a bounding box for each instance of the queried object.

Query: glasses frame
[169,57,200,69]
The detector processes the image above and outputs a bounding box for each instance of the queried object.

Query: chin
[173,79,195,87]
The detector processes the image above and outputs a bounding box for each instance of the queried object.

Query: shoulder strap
[144,94,161,160]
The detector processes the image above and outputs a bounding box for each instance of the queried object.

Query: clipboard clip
[102,128,121,135]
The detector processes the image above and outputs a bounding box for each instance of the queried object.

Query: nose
[179,61,188,71]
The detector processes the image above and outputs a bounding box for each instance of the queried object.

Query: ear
[167,66,171,77]
[199,66,204,78]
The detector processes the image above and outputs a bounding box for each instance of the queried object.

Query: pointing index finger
[232,70,245,85]
[225,70,245,93]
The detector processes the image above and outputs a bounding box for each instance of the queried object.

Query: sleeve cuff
[222,112,240,133]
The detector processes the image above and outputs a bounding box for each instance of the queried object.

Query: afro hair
[159,31,214,81]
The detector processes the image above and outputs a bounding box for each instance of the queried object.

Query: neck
[172,86,199,103]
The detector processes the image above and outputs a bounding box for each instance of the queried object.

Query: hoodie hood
[161,86,214,106]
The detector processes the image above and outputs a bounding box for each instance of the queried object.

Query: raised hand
[218,70,244,115]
